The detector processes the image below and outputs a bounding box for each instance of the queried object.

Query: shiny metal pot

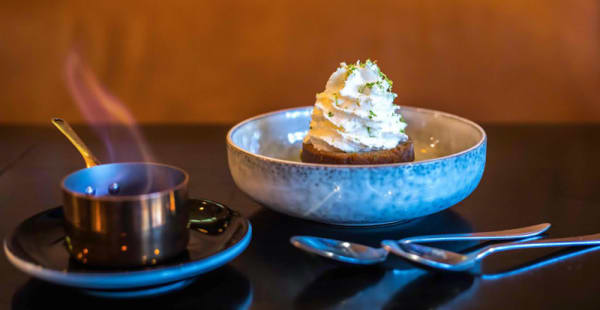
[61,162,190,267]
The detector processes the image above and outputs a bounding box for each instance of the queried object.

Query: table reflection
[239,207,475,309]
[11,265,251,310]
[294,266,387,309]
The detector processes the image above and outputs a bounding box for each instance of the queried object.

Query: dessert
[301,60,414,164]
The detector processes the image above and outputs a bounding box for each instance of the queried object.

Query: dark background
[1,0,600,124]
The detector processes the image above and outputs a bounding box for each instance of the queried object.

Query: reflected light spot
[429,136,439,148]
[287,131,308,144]
[169,192,176,213]
[285,110,311,119]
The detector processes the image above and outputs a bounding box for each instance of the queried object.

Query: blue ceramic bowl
[227,106,486,226]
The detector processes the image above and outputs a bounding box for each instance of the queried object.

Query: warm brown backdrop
[1,0,599,124]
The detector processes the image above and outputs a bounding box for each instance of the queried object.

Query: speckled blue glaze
[227,106,486,226]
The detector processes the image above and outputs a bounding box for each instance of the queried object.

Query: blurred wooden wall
[1,0,599,124]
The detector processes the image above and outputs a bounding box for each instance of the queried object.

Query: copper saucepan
[52,118,190,267]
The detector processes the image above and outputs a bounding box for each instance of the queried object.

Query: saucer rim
[4,206,252,290]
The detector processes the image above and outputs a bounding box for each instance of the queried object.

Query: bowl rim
[226,105,487,168]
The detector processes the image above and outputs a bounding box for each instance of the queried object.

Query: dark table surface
[1,124,600,310]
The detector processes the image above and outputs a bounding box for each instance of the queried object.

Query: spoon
[382,232,600,272]
[290,223,550,265]
[51,117,101,168]
[52,118,119,196]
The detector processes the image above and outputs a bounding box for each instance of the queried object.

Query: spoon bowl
[291,236,388,264]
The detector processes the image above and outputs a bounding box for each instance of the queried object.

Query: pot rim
[61,162,189,202]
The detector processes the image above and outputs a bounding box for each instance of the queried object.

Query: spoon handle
[401,223,551,244]
[51,118,101,168]
[478,233,600,259]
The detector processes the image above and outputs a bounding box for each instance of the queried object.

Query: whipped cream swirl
[304,60,408,153]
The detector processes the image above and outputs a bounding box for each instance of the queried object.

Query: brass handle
[51,118,101,168]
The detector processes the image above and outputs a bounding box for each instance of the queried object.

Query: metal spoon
[52,118,119,196]
[51,117,101,168]
[382,232,600,272]
[290,223,550,265]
